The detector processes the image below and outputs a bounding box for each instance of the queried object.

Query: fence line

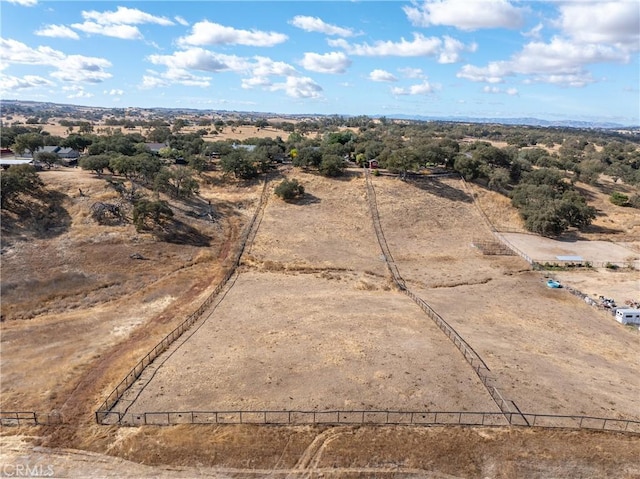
[0,411,63,426]
[93,409,640,433]
[94,175,271,421]
[364,171,526,423]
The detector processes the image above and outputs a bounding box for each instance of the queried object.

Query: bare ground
[1,167,639,477]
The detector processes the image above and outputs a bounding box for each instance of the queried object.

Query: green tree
[385,148,418,178]
[293,147,322,168]
[319,154,345,177]
[79,154,112,176]
[453,155,482,180]
[132,199,173,231]
[488,168,510,192]
[13,133,44,157]
[35,151,59,168]
[220,151,258,179]
[62,134,93,152]
[154,167,199,198]
[0,164,44,208]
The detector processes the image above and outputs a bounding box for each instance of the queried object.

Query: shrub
[274,179,304,201]
[609,191,629,207]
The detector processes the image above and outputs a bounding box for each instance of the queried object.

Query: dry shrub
[192,249,216,265]
[262,260,285,272]
[354,279,377,291]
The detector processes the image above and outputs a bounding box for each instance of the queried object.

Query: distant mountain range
[1,99,637,130]
[385,114,636,130]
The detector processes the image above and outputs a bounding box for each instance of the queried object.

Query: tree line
[2,118,639,237]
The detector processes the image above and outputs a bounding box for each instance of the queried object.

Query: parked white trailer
[615,308,640,325]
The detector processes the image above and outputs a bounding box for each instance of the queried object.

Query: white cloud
[558,1,639,50]
[398,67,425,79]
[5,0,37,6]
[141,74,169,89]
[369,69,398,82]
[458,37,629,86]
[241,76,272,89]
[148,48,249,73]
[175,16,189,27]
[483,86,501,94]
[0,38,65,65]
[241,57,301,92]
[250,56,298,80]
[515,38,628,74]
[526,73,596,88]
[523,23,543,40]
[69,6,176,40]
[163,68,211,87]
[146,49,305,93]
[71,22,143,40]
[404,0,525,31]
[178,21,287,47]
[439,36,476,63]
[329,34,440,57]
[51,55,113,83]
[300,52,351,74]
[270,76,323,99]
[81,6,174,26]
[62,85,94,99]
[290,16,354,37]
[482,86,518,95]
[0,38,111,85]
[392,81,438,95]
[0,74,53,92]
[457,64,506,83]
[35,24,80,40]
[104,89,124,96]
[329,33,473,63]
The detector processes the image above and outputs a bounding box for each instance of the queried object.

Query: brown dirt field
[371,174,640,420]
[3,426,640,478]
[1,168,262,415]
[2,167,640,477]
[119,271,498,415]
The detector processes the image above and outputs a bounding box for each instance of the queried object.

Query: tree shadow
[285,193,321,206]
[1,190,72,241]
[405,176,473,203]
[158,218,211,246]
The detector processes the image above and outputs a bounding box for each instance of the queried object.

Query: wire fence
[364,171,525,423]
[93,409,640,433]
[0,411,64,426]
[94,175,271,419]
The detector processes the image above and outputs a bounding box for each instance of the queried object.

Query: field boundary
[3,409,638,434]
[363,171,526,424]
[91,175,271,423]
[68,410,640,433]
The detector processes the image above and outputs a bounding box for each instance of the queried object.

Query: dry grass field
[1,164,639,477]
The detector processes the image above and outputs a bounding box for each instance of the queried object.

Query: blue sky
[1,0,638,123]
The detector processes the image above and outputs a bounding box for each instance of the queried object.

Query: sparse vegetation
[274,178,305,201]
[609,191,629,206]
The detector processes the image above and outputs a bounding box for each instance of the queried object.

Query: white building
[615,308,640,325]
